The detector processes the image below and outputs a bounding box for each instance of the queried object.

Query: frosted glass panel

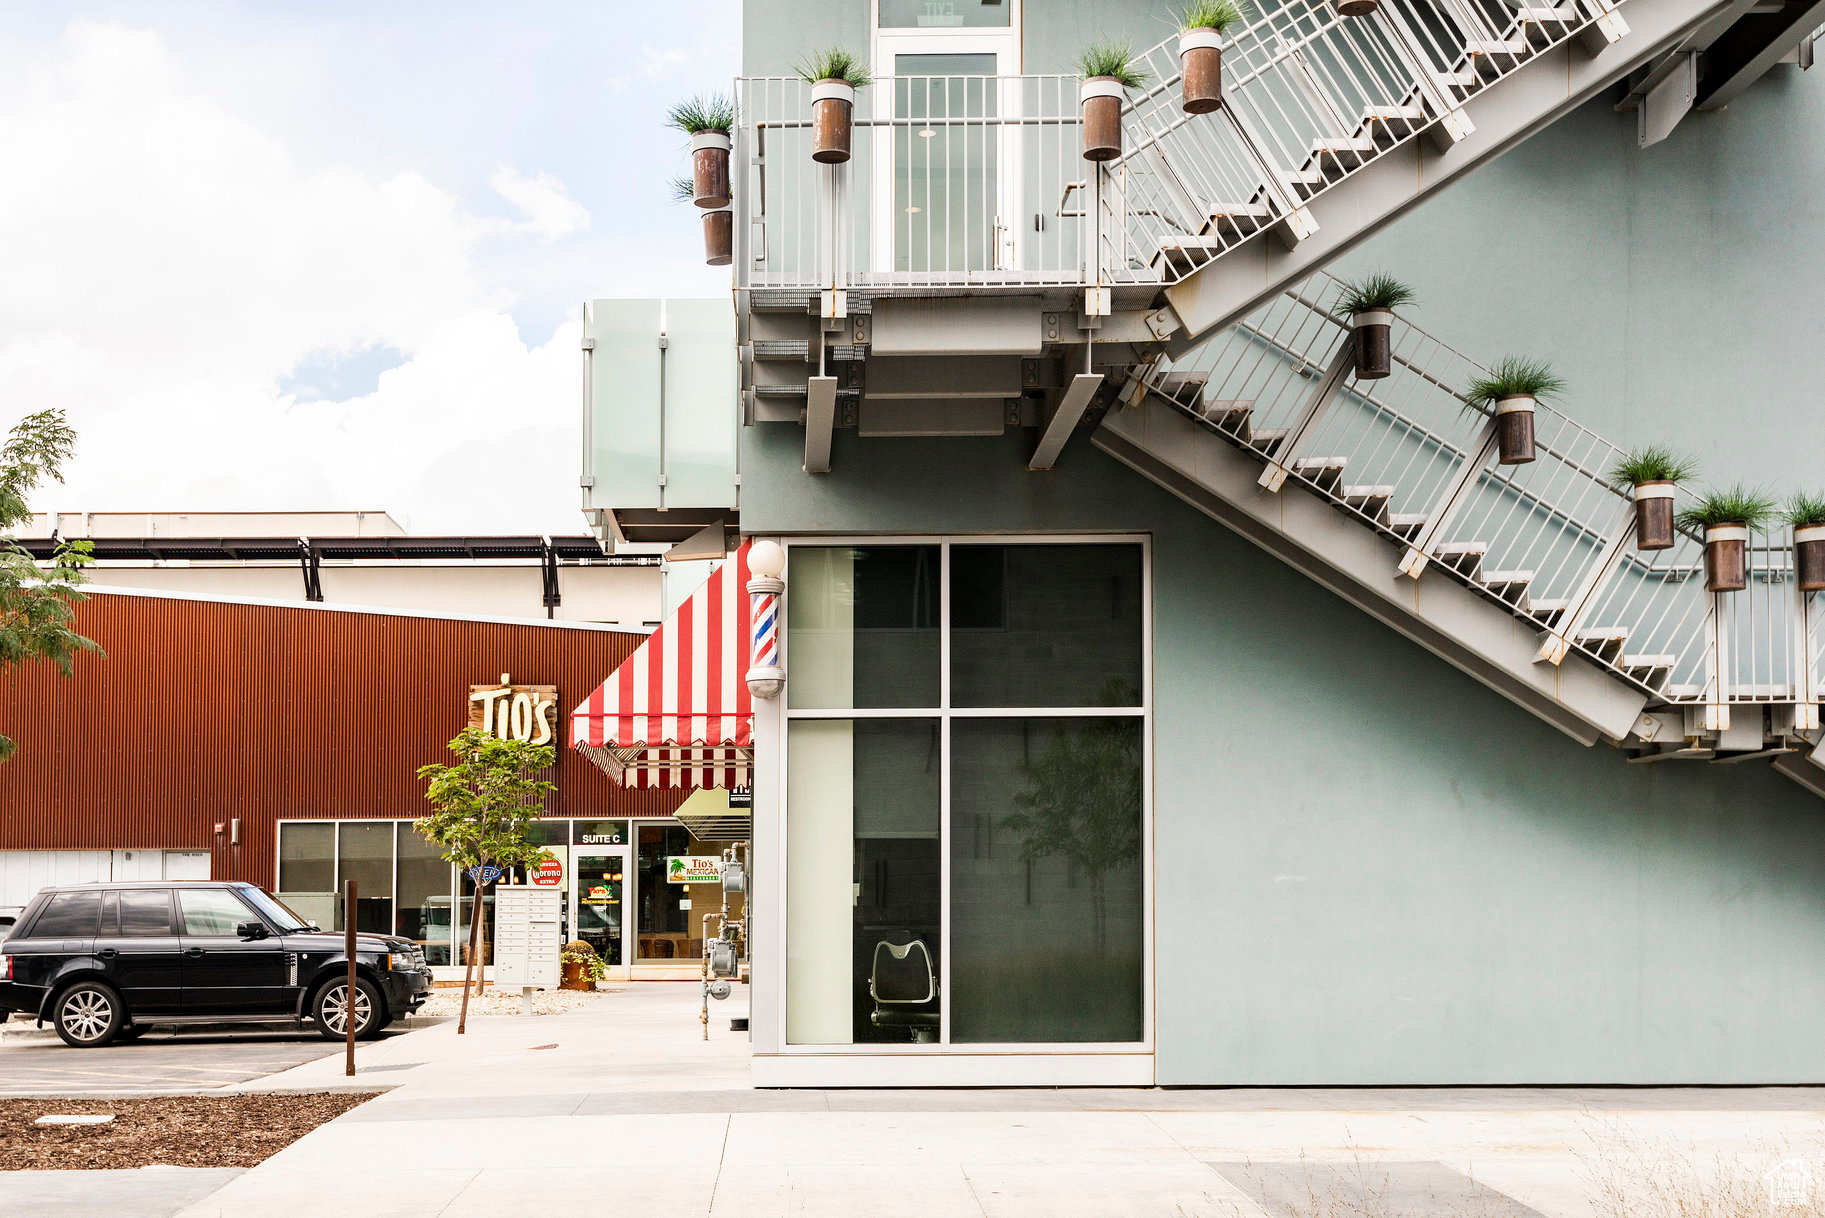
[787,719,856,1044]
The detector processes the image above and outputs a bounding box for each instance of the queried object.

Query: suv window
[28,891,102,938]
[117,889,175,938]
[177,889,257,937]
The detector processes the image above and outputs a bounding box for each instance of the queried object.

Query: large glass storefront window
[396,823,453,965]
[335,820,395,933]
[785,541,1147,1049]
[636,825,743,961]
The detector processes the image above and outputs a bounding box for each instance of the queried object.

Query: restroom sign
[468,673,558,744]
[666,856,721,884]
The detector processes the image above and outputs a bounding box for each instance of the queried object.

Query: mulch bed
[0,1093,378,1170]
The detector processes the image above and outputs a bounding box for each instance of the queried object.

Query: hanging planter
[1334,272,1415,380]
[1465,356,1564,466]
[1177,0,1248,114]
[1678,486,1777,593]
[671,178,733,266]
[1077,40,1148,162]
[1609,446,1697,552]
[1336,0,1380,15]
[666,93,737,208]
[1785,493,1825,591]
[796,48,871,166]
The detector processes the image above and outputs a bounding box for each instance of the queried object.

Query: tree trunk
[457,885,483,1035]
[475,892,490,996]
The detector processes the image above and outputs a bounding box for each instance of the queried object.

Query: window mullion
[939,540,952,1047]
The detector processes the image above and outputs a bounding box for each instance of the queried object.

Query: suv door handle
[95,948,118,960]
[184,948,206,958]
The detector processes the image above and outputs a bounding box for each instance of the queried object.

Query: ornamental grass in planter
[667,92,737,209]
[1334,273,1414,380]
[1610,445,1697,552]
[1465,356,1564,466]
[1077,40,1148,162]
[795,47,871,165]
[1177,0,1248,114]
[671,177,732,266]
[1677,484,1777,592]
[1785,492,1825,592]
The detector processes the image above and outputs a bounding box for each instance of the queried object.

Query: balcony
[733,0,1643,307]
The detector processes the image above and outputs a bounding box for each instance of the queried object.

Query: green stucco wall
[739,1,1825,1082]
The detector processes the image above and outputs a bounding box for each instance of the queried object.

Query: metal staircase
[1093,273,1825,791]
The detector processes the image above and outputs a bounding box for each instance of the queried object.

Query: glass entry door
[570,850,631,975]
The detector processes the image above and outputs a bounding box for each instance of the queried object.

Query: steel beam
[803,376,837,474]
[1259,337,1355,493]
[1696,0,1825,107]
[1029,374,1105,471]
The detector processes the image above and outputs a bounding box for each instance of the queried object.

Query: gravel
[416,986,620,1018]
[0,1093,378,1169]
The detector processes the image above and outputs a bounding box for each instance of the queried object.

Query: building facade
[0,588,744,980]
[576,0,1825,1084]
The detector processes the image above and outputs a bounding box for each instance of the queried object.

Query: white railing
[735,0,1623,293]
[1145,272,1818,710]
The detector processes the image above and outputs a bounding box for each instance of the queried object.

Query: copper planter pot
[1179,31,1224,114]
[1351,309,1391,379]
[1704,524,1749,592]
[810,79,855,165]
[1796,524,1825,592]
[1081,77,1126,161]
[1494,394,1536,465]
[1631,482,1676,551]
[702,207,733,266]
[1337,0,1380,13]
[690,131,732,208]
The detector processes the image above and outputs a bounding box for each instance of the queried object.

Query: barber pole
[745,539,787,700]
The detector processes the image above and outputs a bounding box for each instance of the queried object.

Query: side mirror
[236,921,269,941]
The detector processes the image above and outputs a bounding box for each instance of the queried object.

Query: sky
[0,2,740,534]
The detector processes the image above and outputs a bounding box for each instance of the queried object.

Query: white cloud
[490,167,591,242]
[605,42,693,92]
[0,21,596,534]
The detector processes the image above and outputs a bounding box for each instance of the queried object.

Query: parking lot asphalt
[0,1021,432,1096]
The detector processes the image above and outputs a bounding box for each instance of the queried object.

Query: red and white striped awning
[570,543,753,790]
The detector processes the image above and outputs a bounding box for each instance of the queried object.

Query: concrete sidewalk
[172,984,1825,1218]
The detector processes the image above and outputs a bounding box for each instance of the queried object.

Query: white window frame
[871,2,1024,275]
[760,534,1154,1083]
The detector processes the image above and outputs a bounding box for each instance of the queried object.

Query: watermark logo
[1766,1159,1813,1209]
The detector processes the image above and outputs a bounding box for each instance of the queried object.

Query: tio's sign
[468,673,558,744]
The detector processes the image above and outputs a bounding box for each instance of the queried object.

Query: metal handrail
[1149,271,1817,708]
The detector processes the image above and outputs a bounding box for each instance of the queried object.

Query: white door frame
[870,4,1023,275]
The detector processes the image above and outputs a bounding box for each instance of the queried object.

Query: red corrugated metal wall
[0,591,682,886]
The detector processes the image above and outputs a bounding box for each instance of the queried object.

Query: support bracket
[804,376,837,474]
[1029,374,1105,471]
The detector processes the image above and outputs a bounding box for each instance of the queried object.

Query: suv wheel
[53,982,125,1048]
[313,977,383,1041]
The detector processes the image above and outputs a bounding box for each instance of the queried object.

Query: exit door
[570,851,630,976]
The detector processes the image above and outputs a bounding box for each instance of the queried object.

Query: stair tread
[1466,38,1528,52]
[1575,627,1630,641]
[1291,456,1348,468]
[1622,654,1678,667]
[1341,484,1395,496]
[1389,513,1428,526]
[1480,568,1535,581]
[1310,136,1378,153]
[1435,541,1490,555]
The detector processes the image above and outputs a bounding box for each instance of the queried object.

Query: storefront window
[334,821,394,933]
[277,822,337,930]
[637,824,738,961]
[396,823,453,966]
[786,541,1146,1049]
[788,545,940,710]
[950,717,1143,1042]
[950,544,1143,707]
[786,718,941,1045]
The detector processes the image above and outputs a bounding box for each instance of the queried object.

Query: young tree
[0,410,101,761]
[415,728,555,1033]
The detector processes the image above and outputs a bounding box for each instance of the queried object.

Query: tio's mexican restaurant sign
[666,856,721,884]
[468,672,558,744]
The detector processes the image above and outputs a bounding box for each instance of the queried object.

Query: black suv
[0,881,432,1047]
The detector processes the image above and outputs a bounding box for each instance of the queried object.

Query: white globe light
[748,539,786,578]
